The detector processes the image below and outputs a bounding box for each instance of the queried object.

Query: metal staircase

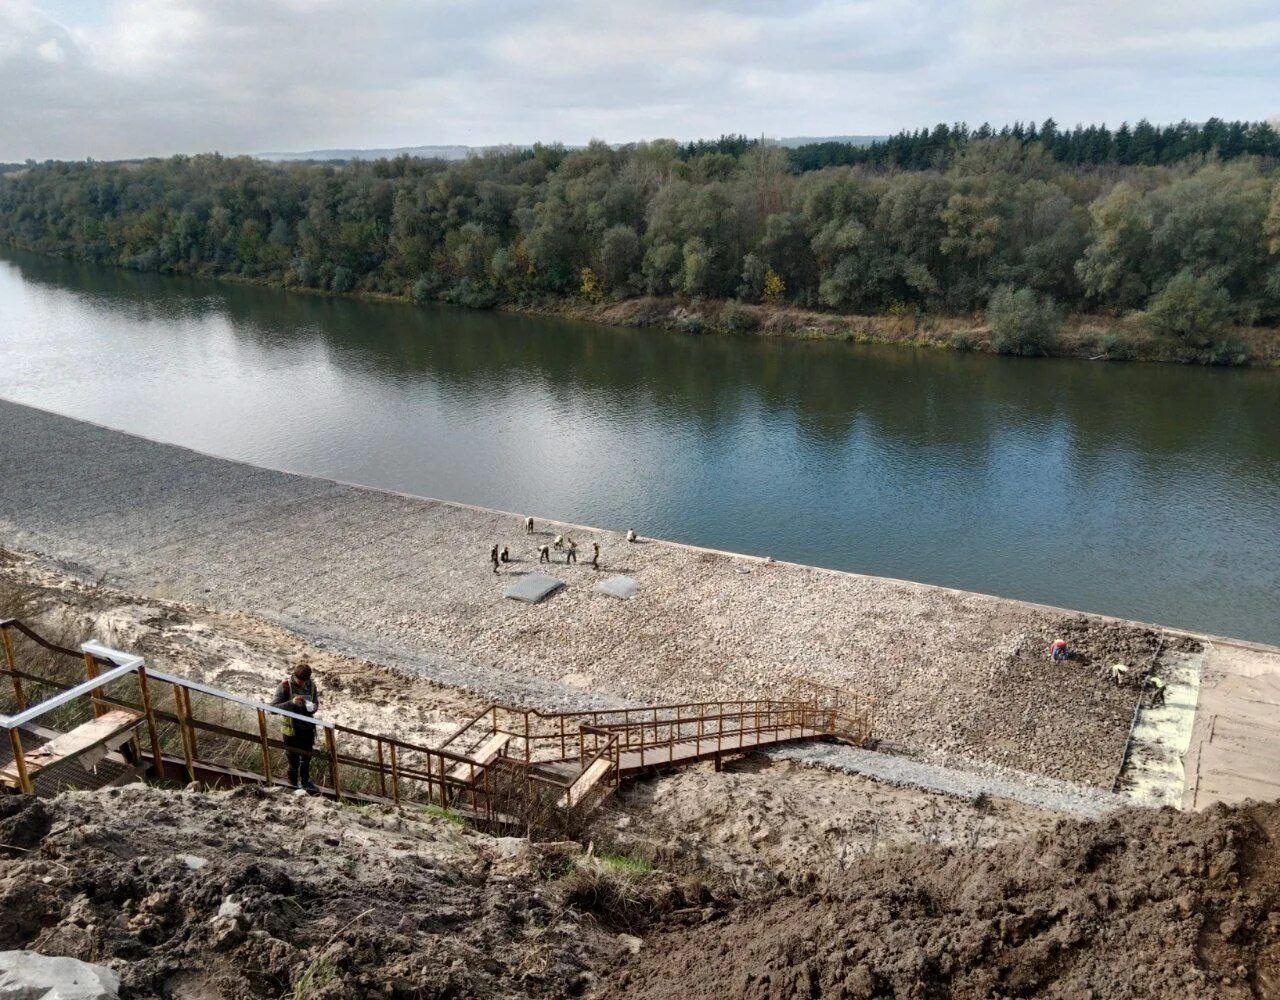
[1,619,872,828]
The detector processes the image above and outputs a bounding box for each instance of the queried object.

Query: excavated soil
[614,801,1280,1000]
[593,757,1059,891]
[0,785,713,999]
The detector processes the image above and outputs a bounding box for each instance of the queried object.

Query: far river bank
[5,241,1280,366]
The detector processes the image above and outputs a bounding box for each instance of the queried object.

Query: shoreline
[4,396,1273,656]
[5,397,1279,797]
[5,242,1279,367]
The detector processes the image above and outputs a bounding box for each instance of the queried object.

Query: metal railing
[0,619,558,823]
[2,619,873,822]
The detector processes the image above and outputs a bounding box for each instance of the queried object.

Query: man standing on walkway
[272,661,320,793]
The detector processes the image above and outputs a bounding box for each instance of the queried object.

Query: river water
[1,249,1277,643]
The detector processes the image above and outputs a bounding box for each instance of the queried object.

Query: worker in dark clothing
[491,544,500,573]
[591,541,600,570]
[272,661,320,793]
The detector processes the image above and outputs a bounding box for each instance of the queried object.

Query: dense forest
[2,120,1279,358]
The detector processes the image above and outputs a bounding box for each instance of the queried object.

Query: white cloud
[0,0,1276,161]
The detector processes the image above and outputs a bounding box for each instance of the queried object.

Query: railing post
[437,753,448,807]
[134,665,164,779]
[325,728,341,799]
[256,709,272,782]
[375,739,387,798]
[171,682,196,783]
[2,627,25,711]
[82,651,104,719]
[389,742,400,803]
[7,728,33,794]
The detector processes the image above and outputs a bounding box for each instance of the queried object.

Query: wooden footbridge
[0,619,871,828]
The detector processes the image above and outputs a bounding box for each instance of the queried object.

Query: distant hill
[256,144,523,162]
[256,135,888,163]
[775,135,884,148]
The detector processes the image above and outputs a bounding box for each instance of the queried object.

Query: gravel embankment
[768,743,1128,817]
[0,399,1195,787]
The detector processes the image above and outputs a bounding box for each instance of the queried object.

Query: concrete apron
[1118,649,1204,809]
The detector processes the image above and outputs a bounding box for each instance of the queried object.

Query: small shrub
[762,269,785,304]
[558,860,674,933]
[442,278,497,309]
[676,313,705,335]
[986,285,1061,356]
[949,331,975,351]
[1100,333,1136,361]
[411,274,441,304]
[720,301,759,333]
[579,266,604,303]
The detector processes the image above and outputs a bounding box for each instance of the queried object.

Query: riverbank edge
[6,241,1279,367]
[6,394,1277,659]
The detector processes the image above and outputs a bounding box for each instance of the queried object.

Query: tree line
[1,124,1278,355]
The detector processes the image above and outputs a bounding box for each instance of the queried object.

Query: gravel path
[0,398,1222,787]
[768,743,1130,817]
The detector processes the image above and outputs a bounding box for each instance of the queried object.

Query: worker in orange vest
[1050,639,1069,662]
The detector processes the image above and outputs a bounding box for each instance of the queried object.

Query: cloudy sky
[3,0,1279,161]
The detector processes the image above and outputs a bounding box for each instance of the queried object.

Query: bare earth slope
[616,801,1280,1000]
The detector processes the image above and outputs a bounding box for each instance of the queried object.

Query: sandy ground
[1,400,1237,789]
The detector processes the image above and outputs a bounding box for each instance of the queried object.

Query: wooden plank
[447,732,512,782]
[0,709,140,785]
[557,757,612,809]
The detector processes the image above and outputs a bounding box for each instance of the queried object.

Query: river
[0,248,1277,643]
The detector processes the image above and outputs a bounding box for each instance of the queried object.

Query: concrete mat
[504,573,565,603]
[594,575,639,600]
[0,951,120,999]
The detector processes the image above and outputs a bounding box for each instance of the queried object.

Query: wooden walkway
[616,725,828,774]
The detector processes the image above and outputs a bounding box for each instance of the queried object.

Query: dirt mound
[0,785,711,999]
[613,801,1280,999]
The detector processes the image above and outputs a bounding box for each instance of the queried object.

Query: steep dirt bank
[615,800,1280,1000]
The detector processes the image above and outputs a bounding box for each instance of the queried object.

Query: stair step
[447,731,512,782]
[557,758,612,810]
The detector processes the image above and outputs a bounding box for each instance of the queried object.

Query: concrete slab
[504,573,565,604]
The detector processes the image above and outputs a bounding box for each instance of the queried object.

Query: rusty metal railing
[0,619,545,823]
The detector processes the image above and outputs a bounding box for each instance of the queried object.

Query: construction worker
[490,544,500,574]
[1110,662,1129,686]
[566,538,578,564]
[591,541,600,570]
[272,660,320,794]
[1146,674,1167,708]
[538,544,551,563]
[1050,638,1069,662]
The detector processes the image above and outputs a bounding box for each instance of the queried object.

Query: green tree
[986,285,1061,355]
[1143,270,1232,345]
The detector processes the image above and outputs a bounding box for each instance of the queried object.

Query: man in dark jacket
[272,661,320,793]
